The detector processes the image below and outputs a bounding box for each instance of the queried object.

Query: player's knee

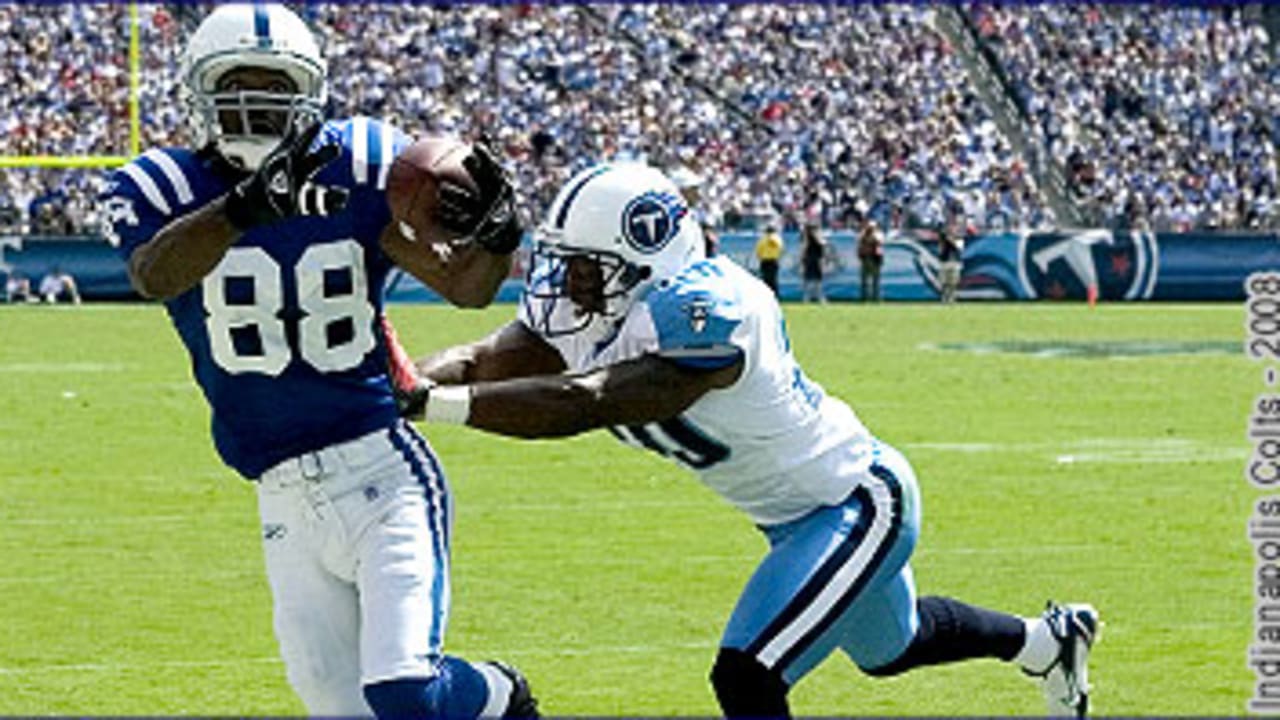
[363,678,435,719]
[860,619,923,677]
[710,648,789,717]
[861,651,910,677]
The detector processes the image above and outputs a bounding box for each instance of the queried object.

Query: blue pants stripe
[388,421,449,655]
[403,425,451,550]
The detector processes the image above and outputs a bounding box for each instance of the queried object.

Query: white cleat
[1032,602,1100,717]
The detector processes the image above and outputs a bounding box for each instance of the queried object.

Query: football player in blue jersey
[99,4,536,718]
[394,164,1100,717]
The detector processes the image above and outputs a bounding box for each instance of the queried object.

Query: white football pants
[255,419,453,715]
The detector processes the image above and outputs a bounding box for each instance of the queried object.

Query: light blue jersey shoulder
[644,257,745,370]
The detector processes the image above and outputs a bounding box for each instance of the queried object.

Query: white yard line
[904,437,1242,465]
[2,513,245,527]
[0,362,134,373]
[0,656,282,676]
[917,543,1103,557]
[0,641,713,677]
[0,569,259,586]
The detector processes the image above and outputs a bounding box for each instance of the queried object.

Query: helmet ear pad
[574,251,652,314]
[616,262,652,295]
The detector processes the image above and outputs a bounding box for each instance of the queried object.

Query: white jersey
[519,255,878,526]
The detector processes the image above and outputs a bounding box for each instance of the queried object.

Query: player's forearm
[417,320,566,386]
[461,361,707,438]
[440,244,511,308]
[130,197,241,299]
[384,229,511,309]
[465,375,612,438]
[417,344,481,385]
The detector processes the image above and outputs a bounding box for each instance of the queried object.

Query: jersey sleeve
[326,117,412,196]
[99,149,200,261]
[644,261,745,371]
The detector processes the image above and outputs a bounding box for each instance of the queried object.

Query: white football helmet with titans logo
[525,163,706,337]
[181,3,327,170]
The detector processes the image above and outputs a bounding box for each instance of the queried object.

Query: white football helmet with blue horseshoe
[181,3,327,170]
[525,163,706,337]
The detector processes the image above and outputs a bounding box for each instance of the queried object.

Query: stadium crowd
[0,4,132,235]
[0,3,1274,237]
[970,3,1278,231]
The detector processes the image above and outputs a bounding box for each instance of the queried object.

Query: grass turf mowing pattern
[0,301,1250,715]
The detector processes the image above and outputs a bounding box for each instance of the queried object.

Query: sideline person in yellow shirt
[755,224,784,296]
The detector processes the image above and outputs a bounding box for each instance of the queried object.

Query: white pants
[940,261,962,302]
[256,420,453,715]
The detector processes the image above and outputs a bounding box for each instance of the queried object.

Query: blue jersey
[103,118,411,478]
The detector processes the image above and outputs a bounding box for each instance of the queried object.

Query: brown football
[384,135,475,244]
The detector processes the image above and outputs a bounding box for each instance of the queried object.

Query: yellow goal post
[0,2,141,170]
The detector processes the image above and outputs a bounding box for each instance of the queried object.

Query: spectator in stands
[0,197,20,234]
[38,267,80,304]
[671,165,719,257]
[754,222,784,297]
[972,3,1277,231]
[800,222,828,303]
[6,4,1276,235]
[32,203,65,236]
[857,216,885,303]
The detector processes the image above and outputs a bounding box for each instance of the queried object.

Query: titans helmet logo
[621,191,686,255]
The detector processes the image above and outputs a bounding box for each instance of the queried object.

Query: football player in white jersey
[101,4,536,717]
[395,164,1100,717]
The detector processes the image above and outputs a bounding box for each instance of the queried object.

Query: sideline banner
[3,230,1277,302]
[0,236,136,300]
[709,228,1280,302]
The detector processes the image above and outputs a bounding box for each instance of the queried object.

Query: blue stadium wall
[3,229,1277,303]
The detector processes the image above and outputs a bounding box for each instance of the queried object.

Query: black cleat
[1028,602,1100,718]
[480,660,539,718]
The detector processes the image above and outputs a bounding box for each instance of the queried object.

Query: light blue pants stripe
[722,441,922,684]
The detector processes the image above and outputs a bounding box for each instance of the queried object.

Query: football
[384,135,476,244]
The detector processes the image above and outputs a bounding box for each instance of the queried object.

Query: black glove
[394,378,432,420]
[437,142,523,254]
[224,120,350,231]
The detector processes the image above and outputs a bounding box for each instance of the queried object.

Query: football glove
[394,379,431,420]
[225,120,349,231]
[437,141,523,255]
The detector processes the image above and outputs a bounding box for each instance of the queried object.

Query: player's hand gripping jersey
[521,255,877,525]
[104,119,410,478]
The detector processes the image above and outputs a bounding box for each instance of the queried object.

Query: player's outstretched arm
[424,353,742,439]
[418,320,566,385]
[127,196,242,299]
[390,319,565,420]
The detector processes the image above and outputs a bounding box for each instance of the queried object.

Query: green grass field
[0,301,1253,715]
